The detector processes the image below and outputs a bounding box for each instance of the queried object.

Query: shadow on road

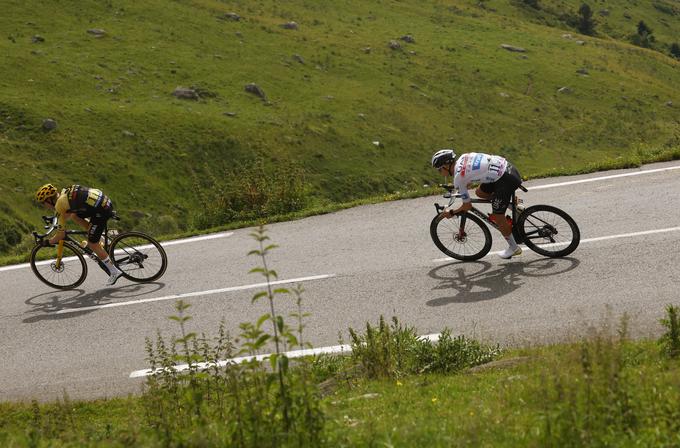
[22,282,166,323]
[426,257,580,306]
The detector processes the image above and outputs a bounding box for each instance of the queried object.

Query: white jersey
[453,152,508,202]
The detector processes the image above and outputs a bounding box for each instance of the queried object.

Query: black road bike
[30,214,168,290]
[431,184,580,261]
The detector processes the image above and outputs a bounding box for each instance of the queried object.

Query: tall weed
[141,226,324,447]
[660,304,680,358]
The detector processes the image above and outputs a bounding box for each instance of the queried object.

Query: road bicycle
[30,214,168,290]
[431,184,580,261]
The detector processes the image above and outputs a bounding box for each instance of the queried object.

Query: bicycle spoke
[30,244,87,289]
[432,214,491,260]
[523,206,580,256]
[110,232,167,282]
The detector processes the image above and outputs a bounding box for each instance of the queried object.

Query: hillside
[1,0,679,257]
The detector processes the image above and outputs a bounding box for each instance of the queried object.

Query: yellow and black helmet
[35,183,58,202]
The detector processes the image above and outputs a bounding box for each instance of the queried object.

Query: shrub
[631,20,655,48]
[348,316,501,379]
[659,304,680,358]
[577,3,596,35]
[670,42,680,59]
[0,217,22,253]
[192,158,309,229]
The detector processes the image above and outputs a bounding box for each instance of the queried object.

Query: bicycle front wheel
[516,205,580,257]
[430,213,492,261]
[109,231,167,282]
[30,242,88,290]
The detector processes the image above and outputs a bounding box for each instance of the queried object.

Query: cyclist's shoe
[498,246,522,259]
[106,269,123,286]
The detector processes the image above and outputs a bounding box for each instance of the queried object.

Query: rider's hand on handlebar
[441,208,455,219]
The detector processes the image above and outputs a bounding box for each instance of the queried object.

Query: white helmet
[431,149,456,169]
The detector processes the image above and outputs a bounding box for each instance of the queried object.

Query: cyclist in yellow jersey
[34,184,123,285]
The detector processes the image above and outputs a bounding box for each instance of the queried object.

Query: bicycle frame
[433,184,527,232]
[32,215,118,275]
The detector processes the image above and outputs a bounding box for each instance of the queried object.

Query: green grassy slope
[1,0,679,255]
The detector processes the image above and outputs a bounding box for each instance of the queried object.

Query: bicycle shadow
[23,282,166,323]
[427,257,580,306]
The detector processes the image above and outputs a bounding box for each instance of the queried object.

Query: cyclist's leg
[88,206,122,282]
[491,165,522,232]
[491,167,523,258]
[87,214,109,260]
[476,182,494,200]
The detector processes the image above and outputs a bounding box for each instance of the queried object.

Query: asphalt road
[1,161,679,402]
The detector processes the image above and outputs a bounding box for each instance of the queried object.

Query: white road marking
[52,274,335,314]
[130,333,440,378]
[527,165,680,190]
[0,232,233,273]
[432,226,680,262]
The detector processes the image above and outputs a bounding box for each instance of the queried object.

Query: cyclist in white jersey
[431,149,523,259]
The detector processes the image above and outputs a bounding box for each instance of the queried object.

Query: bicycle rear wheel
[30,242,88,290]
[430,213,492,261]
[109,231,167,282]
[516,205,580,257]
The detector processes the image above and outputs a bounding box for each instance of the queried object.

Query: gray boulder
[245,83,266,100]
[42,119,57,131]
[172,87,199,100]
[500,44,526,52]
[87,29,106,37]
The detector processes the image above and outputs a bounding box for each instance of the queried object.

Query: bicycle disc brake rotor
[453,229,468,243]
[50,261,65,273]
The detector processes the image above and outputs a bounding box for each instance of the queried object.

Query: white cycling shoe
[106,269,123,286]
[498,246,522,259]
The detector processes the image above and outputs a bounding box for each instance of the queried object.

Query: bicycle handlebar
[32,215,58,241]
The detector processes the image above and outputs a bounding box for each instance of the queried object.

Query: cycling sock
[103,257,121,273]
[505,234,518,250]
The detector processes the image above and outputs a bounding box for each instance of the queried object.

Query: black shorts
[78,200,115,243]
[479,164,522,215]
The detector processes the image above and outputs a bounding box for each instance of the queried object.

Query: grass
[1,0,679,259]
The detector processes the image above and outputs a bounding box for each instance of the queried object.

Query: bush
[577,3,596,35]
[192,157,309,229]
[631,20,655,48]
[348,316,501,379]
[155,215,179,235]
[670,42,680,59]
[660,304,680,358]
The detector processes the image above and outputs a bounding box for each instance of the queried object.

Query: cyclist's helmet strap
[431,149,457,168]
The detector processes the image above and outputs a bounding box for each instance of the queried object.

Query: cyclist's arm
[443,175,472,217]
[71,214,90,231]
[453,175,472,203]
[48,195,70,244]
